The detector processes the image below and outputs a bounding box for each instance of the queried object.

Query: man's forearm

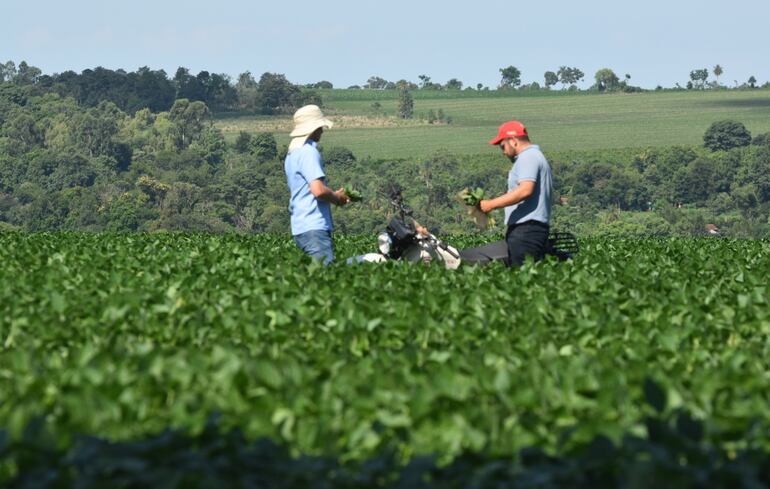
[309,179,336,204]
[489,185,532,210]
[315,186,341,205]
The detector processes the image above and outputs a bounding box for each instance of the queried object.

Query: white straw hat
[290,104,333,137]
[287,105,334,153]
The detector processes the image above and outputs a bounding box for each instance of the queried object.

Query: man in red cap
[462,121,553,266]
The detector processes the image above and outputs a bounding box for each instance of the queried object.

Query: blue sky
[3,0,768,89]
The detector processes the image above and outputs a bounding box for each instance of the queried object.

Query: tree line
[2,60,766,120]
[1,81,769,237]
[0,60,321,115]
[354,66,766,93]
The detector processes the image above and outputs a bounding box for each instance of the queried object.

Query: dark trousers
[506,221,549,267]
[460,221,549,267]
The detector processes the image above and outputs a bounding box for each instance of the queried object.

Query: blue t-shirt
[284,141,333,235]
[504,145,553,226]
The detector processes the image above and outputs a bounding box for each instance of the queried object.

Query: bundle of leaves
[460,187,486,207]
[343,186,363,202]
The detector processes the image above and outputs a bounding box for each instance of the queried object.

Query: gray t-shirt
[504,145,552,226]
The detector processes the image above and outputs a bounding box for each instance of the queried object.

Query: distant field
[214,90,770,159]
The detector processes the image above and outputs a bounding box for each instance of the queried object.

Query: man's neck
[514,143,532,159]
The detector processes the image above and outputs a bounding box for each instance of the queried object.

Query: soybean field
[214,89,770,159]
[2,232,770,486]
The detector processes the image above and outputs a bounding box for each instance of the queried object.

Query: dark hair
[308,127,324,142]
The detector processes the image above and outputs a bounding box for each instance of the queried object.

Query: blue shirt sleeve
[515,152,540,183]
[298,147,325,183]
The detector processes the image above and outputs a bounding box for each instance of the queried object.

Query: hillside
[214,89,770,159]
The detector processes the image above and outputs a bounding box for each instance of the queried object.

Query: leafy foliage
[397,88,413,119]
[3,80,770,236]
[4,405,770,488]
[460,187,486,206]
[704,120,753,152]
[343,186,363,202]
[498,66,522,89]
[1,233,770,469]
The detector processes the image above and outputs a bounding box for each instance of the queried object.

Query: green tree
[557,66,584,89]
[71,102,122,158]
[445,78,463,90]
[322,146,356,168]
[174,67,205,102]
[14,61,41,85]
[251,132,277,162]
[257,72,300,114]
[395,79,417,90]
[234,131,252,154]
[731,183,759,214]
[22,193,68,230]
[752,132,770,147]
[44,66,174,113]
[713,64,723,86]
[13,181,44,204]
[748,76,757,88]
[672,158,718,204]
[498,66,521,89]
[235,71,260,110]
[202,72,237,112]
[2,108,42,151]
[417,75,441,90]
[167,99,210,149]
[365,76,389,89]
[105,191,149,231]
[703,120,752,152]
[130,66,176,113]
[544,71,558,89]
[734,145,770,202]
[522,82,541,91]
[48,153,98,191]
[689,69,708,89]
[0,61,16,82]
[594,68,620,92]
[397,88,413,119]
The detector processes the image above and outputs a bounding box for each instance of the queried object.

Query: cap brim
[488,136,504,145]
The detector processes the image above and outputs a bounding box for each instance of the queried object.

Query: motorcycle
[346,190,462,269]
[346,189,579,268]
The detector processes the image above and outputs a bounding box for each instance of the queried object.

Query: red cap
[488,121,528,145]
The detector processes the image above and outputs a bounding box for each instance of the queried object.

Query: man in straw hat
[461,120,552,267]
[284,104,350,264]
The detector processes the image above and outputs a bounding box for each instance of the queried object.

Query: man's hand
[415,225,429,236]
[333,188,350,206]
[479,199,495,213]
[309,180,350,206]
[479,182,535,214]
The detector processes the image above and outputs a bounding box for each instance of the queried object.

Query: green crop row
[218,89,770,159]
[5,404,770,488]
[1,233,770,464]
